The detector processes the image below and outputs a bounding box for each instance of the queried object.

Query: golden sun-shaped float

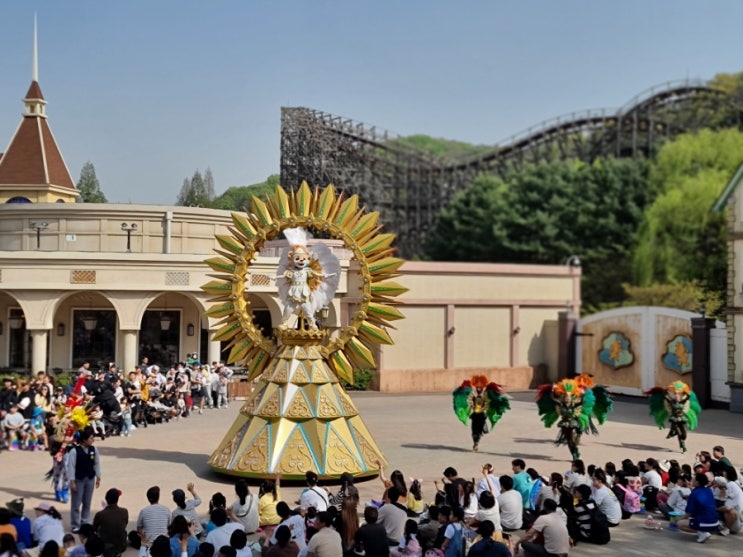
[203,182,407,479]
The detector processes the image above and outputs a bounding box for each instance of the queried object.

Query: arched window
[6,197,31,204]
[56,199,65,203]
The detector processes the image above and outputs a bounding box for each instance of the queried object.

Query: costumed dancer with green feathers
[536,374,613,460]
[645,380,701,453]
[452,375,511,451]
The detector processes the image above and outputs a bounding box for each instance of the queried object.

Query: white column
[122,330,138,373]
[30,330,48,373]
[208,334,221,365]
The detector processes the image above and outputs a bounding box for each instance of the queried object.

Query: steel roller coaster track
[280,80,741,257]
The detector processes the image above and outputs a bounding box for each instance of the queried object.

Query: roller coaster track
[280,80,742,257]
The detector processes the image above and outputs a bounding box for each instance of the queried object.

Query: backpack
[615,484,641,514]
[589,506,611,545]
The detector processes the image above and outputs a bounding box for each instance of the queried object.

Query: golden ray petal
[231,213,258,240]
[334,195,359,229]
[295,182,313,216]
[250,196,273,226]
[215,234,243,255]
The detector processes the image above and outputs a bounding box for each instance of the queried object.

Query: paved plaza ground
[3,390,743,555]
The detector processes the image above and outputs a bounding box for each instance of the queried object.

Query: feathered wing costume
[453,375,511,451]
[276,227,341,329]
[536,374,613,459]
[646,380,701,453]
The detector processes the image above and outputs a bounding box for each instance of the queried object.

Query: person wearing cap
[172,483,203,537]
[31,502,64,547]
[467,521,511,557]
[66,428,102,533]
[93,488,128,557]
[6,499,32,550]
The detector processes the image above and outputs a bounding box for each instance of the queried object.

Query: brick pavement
[2,391,742,555]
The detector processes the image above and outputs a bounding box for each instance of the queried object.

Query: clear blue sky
[1,1,742,205]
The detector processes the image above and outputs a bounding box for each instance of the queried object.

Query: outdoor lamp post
[29,221,48,249]
[121,222,138,252]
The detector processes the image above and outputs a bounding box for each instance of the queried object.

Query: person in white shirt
[564,459,591,491]
[718,468,743,535]
[591,469,622,526]
[476,465,501,497]
[205,509,243,557]
[468,491,502,538]
[300,471,329,513]
[495,476,522,531]
[270,502,306,549]
[660,474,691,516]
[642,459,663,489]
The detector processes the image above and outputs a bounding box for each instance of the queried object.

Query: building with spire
[0,17,78,203]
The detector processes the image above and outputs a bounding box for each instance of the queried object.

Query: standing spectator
[137,487,172,545]
[31,503,64,548]
[306,512,342,557]
[354,507,389,557]
[5,499,31,550]
[172,483,203,538]
[678,473,720,544]
[229,480,259,534]
[67,428,101,533]
[513,499,570,557]
[93,488,129,557]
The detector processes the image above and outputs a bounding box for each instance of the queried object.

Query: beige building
[0,65,579,391]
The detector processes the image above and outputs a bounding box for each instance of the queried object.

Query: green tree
[176,169,214,207]
[622,281,724,320]
[634,129,743,296]
[211,174,280,211]
[424,158,651,310]
[76,161,107,203]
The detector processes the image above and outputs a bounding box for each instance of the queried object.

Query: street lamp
[121,222,138,252]
[29,221,48,249]
[160,314,172,331]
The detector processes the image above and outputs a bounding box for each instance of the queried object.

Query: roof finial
[32,13,38,82]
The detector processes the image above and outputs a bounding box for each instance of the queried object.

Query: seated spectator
[535,473,563,512]
[205,510,243,557]
[2,404,28,451]
[172,484,203,538]
[467,521,510,557]
[229,481,259,535]
[377,487,408,545]
[658,474,691,518]
[299,472,329,514]
[67,524,95,557]
[564,459,590,491]
[406,480,425,518]
[476,464,501,497]
[440,508,464,557]
[712,446,734,474]
[0,533,21,557]
[5,499,32,550]
[269,502,305,550]
[31,502,64,547]
[306,512,341,557]
[467,492,502,541]
[513,499,570,557]
[93,488,129,557]
[137,487,172,545]
[169,515,199,557]
[355,507,389,557]
[0,509,17,541]
[511,460,532,509]
[716,467,743,536]
[590,469,621,527]
[496,476,522,531]
[229,530,250,557]
[84,536,105,557]
[258,474,282,528]
[390,520,420,557]
[261,525,298,557]
[678,473,720,544]
[567,485,609,546]
[415,506,438,553]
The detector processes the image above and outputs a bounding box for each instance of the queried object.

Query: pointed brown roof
[0,81,75,191]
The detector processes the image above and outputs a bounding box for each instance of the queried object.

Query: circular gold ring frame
[202,183,407,384]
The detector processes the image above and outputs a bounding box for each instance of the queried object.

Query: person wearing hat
[66,428,102,533]
[31,502,64,547]
[6,499,32,550]
[171,483,202,537]
[467,521,511,557]
[93,488,129,557]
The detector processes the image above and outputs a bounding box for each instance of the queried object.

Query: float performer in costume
[646,380,701,453]
[453,375,510,451]
[275,227,339,330]
[536,374,612,459]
